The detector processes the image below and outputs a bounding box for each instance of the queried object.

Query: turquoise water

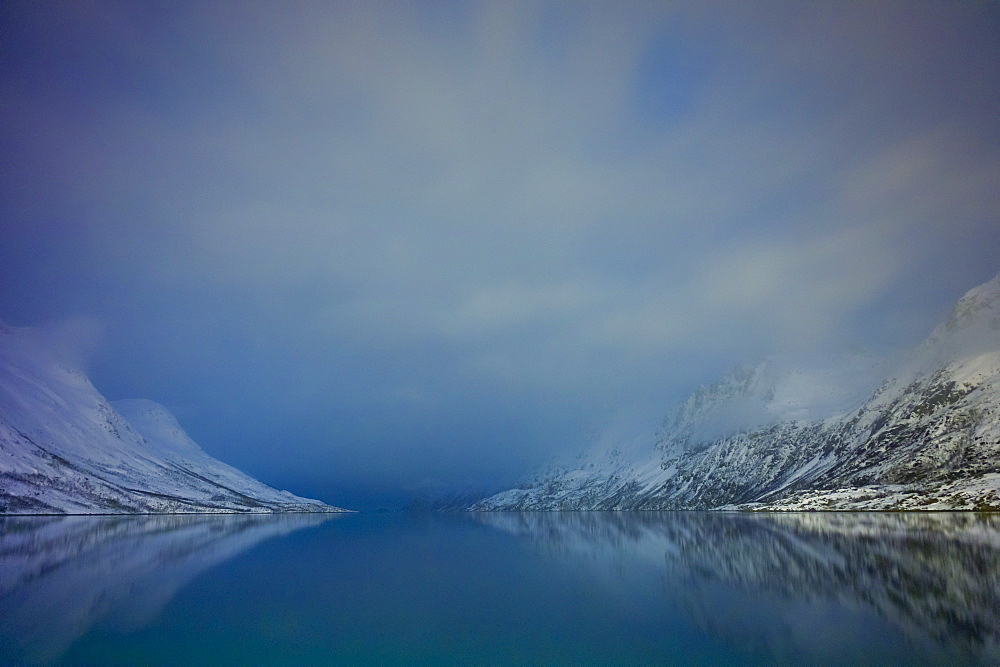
[1,511,998,664]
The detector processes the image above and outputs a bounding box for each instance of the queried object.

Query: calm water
[1,511,998,664]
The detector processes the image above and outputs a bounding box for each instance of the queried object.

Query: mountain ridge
[0,323,348,514]
[473,273,1000,511]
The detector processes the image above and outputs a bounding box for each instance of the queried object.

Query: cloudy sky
[3,1,999,508]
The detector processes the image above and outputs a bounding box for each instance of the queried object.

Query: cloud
[2,1,999,506]
[37,317,106,373]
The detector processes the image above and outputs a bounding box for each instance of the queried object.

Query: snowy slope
[474,273,1000,511]
[0,323,347,514]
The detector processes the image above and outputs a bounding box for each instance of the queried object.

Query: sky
[2,1,999,509]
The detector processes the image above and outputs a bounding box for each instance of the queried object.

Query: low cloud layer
[2,1,999,507]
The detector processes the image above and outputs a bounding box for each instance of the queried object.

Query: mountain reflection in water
[0,513,334,663]
[2,511,998,664]
[474,511,1000,662]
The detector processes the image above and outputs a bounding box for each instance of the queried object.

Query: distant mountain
[474,273,1000,511]
[0,323,347,514]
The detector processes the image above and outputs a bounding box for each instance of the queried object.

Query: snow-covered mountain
[0,323,347,514]
[474,273,1000,511]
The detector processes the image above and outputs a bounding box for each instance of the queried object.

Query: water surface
[1,511,998,664]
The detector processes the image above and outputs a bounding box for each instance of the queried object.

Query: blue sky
[3,1,999,508]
